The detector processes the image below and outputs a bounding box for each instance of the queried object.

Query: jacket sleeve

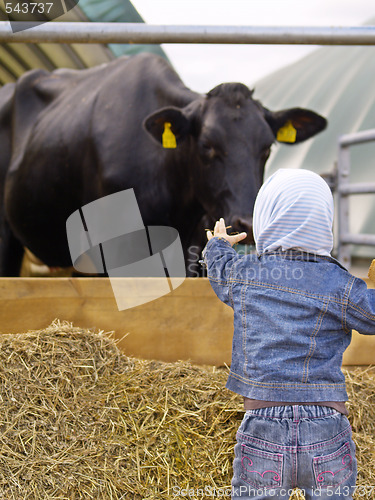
[202,237,240,308]
[345,276,375,335]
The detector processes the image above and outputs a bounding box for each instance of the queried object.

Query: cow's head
[144,83,326,243]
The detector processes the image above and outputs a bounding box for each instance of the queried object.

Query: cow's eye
[200,142,217,161]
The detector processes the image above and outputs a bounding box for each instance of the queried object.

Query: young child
[203,169,375,500]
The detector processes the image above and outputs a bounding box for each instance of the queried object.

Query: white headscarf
[253,169,334,256]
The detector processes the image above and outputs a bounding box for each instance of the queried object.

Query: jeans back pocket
[313,441,354,488]
[240,443,283,489]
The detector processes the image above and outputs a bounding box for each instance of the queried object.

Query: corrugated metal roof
[253,22,375,258]
[0,0,167,85]
[78,0,167,59]
[0,7,112,81]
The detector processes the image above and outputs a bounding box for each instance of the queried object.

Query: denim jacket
[203,237,375,402]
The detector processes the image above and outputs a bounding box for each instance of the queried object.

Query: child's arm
[203,218,247,307]
[345,276,375,335]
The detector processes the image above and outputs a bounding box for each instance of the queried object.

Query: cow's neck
[152,146,205,249]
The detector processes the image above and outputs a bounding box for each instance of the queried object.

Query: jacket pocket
[313,441,354,488]
[240,443,283,489]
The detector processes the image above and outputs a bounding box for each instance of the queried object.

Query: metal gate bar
[0,22,375,45]
[337,129,375,268]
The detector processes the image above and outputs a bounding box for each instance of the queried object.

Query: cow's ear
[264,108,327,144]
[143,107,191,148]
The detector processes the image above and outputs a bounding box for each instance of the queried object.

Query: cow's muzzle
[230,216,254,244]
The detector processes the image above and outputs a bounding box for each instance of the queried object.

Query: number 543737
[5,2,54,14]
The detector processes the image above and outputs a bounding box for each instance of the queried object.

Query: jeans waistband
[245,404,340,420]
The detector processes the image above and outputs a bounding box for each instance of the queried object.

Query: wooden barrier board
[0,277,374,366]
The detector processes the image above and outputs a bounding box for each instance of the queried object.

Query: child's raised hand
[206,218,247,247]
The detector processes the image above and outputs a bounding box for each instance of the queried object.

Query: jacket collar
[258,248,348,271]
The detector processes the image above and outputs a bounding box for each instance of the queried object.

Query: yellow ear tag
[162,122,177,149]
[276,120,297,143]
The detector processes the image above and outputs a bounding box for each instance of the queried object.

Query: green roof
[0,0,167,84]
[77,0,167,59]
[254,40,375,258]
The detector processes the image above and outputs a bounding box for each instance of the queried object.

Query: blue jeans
[232,405,357,500]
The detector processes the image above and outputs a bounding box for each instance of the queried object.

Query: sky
[131,0,375,93]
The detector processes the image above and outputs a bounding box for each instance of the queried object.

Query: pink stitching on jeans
[237,424,352,453]
[241,456,281,482]
[316,453,352,483]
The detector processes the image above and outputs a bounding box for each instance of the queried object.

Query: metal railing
[0,22,374,44]
[337,129,375,268]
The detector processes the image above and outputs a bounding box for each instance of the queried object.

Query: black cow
[0,53,326,277]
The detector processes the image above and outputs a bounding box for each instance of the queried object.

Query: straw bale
[0,321,373,499]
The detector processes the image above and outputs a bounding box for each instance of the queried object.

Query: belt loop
[292,405,299,423]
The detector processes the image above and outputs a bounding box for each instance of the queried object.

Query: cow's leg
[0,221,24,276]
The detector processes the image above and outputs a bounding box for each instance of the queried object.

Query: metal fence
[336,129,375,268]
[0,22,375,45]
